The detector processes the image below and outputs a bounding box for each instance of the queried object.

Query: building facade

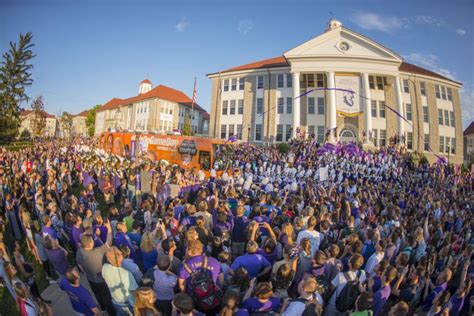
[207,20,463,164]
[19,110,58,137]
[94,79,209,136]
[463,122,474,164]
[72,110,88,136]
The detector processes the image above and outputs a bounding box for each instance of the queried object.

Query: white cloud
[456,28,467,36]
[403,52,456,80]
[461,84,474,128]
[175,18,189,32]
[237,19,253,35]
[351,12,406,33]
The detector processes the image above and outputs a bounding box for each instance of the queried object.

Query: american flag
[192,77,197,105]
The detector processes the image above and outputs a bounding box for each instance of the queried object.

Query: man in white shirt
[282,276,323,315]
[365,240,386,277]
[296,216,321,257]
[102,247,138,316]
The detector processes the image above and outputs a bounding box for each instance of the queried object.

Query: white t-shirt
[329,270,367,305]
[102,263,138,305]
[282,293,323,316]
[296,230,321,257]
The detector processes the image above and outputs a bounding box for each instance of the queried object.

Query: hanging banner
[335,74,363,116]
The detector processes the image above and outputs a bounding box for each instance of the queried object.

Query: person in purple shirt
[423,268,453,311]
[93,213,108,244]
[59,267,100,316]
[231,206,249,257]
[372,266,397,316]
[41,215,58,240]
[71,215,84,250]
[229,240,271,279]
[243,282,281,313]
[44,235,69,278]
[114,222,138,262]
[178,239,222,292]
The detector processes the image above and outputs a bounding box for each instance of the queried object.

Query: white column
[394,76,405,138]
[292,72,300,138]
[327,71,337,142]
[362,73,372,144]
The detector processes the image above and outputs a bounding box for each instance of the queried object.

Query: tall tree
[60,111,73,139]
[85,104,102,136]
[30,96,46,137]
[182,111,194,136]
[0,32,35,142]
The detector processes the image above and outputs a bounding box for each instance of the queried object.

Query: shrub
[277,142,289,154]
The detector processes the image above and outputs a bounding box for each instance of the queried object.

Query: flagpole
[191,77,196,133]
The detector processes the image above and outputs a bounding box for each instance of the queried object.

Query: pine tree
[0,32,35,142]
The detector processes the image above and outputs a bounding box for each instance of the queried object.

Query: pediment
[284,27,402,63]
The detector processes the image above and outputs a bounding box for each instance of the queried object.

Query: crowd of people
[0,137,472,316]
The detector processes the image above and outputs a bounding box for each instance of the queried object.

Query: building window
[255,124,262,141]
[277,98,284,114]
[380,130,386,147]
[317,98,325,115]
[369,76,375,89]
[441,86,447,100]
[447,88,452,101]
[239,78,245,90]
[229,100,236,115]
[317,126,325,143]
[257,76,264,89]
[420,82,426,96]
[451,137,455,154]
[373,129,378,147]
[444,110,449,126]
[376,76,384,90]
[285,125,292,141]
[371,100,377,117]
[379,102,386,118]
[407,132,413,150]
[449,111,455,127]
[308,125,315,137]
[435,85,441,99]
[256,98,263,114]
[307,98,315,114]
[286,98,292,114]
[231,79,237,91]
[220,125,227,139]
[277,74,284,88]
[438,109,443,125]
[423,106,429,123]
[286,74,292,88]
[406,104,412,121]
[424,134,430,151]
[237,124,243,140]
[222,100,228,115]
[445,137,450,154]
[228,124,235,136]
[238,99,244,115]
[223,79,229,92]
[403,79,409,93]
[276,125,283,141]
[307,74,315,88]
[316,74,325,87]
[439,136,444,153]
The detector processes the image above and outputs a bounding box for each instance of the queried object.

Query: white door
[340,129,357,144]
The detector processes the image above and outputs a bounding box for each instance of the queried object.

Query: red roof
[141,79,152,84]
[399,62,460,84]
[75,110,89,117]
[202,112,210,120]
[464,121,474,136]
[212,56,459,85]
[98,85,205,112]
[220,56,288,73]
[20,110,55,119]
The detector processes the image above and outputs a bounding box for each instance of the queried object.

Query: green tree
[0,32,35,142]
[60,111,73,139]
[86,104,102,136]
[30,95,46,137]
[182,113,194,136]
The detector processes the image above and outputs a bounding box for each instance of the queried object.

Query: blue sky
[1,0,473,128]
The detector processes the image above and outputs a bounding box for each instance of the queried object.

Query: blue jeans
[113,301,133,316]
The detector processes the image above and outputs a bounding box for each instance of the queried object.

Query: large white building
[207,19,463,163]
[19,110,58,137]
[94,79,209,136]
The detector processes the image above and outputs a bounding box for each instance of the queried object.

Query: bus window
[199,151,211,170]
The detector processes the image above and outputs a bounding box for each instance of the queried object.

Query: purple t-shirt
[71,226,84,248]
[243,297,281,313]
[115,232,138,261]
[372,285,391,316]
[59,278,97,315]
[423,282,448,311]
[41,226,58,240]
[230,253,271,279]
[178,255,221,283]
[46,248,69,275]
[448,293,465,316]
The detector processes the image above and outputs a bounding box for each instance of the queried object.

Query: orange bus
[98,131,233,172]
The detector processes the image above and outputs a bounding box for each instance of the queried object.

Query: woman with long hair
[140,231,158,272]
[21,210,41,263]
[133,287,159,316]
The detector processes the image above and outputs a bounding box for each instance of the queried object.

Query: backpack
[335,271,362,312]
[315,274,331,302]
[183,256,223,311]
[285,297,321,316]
